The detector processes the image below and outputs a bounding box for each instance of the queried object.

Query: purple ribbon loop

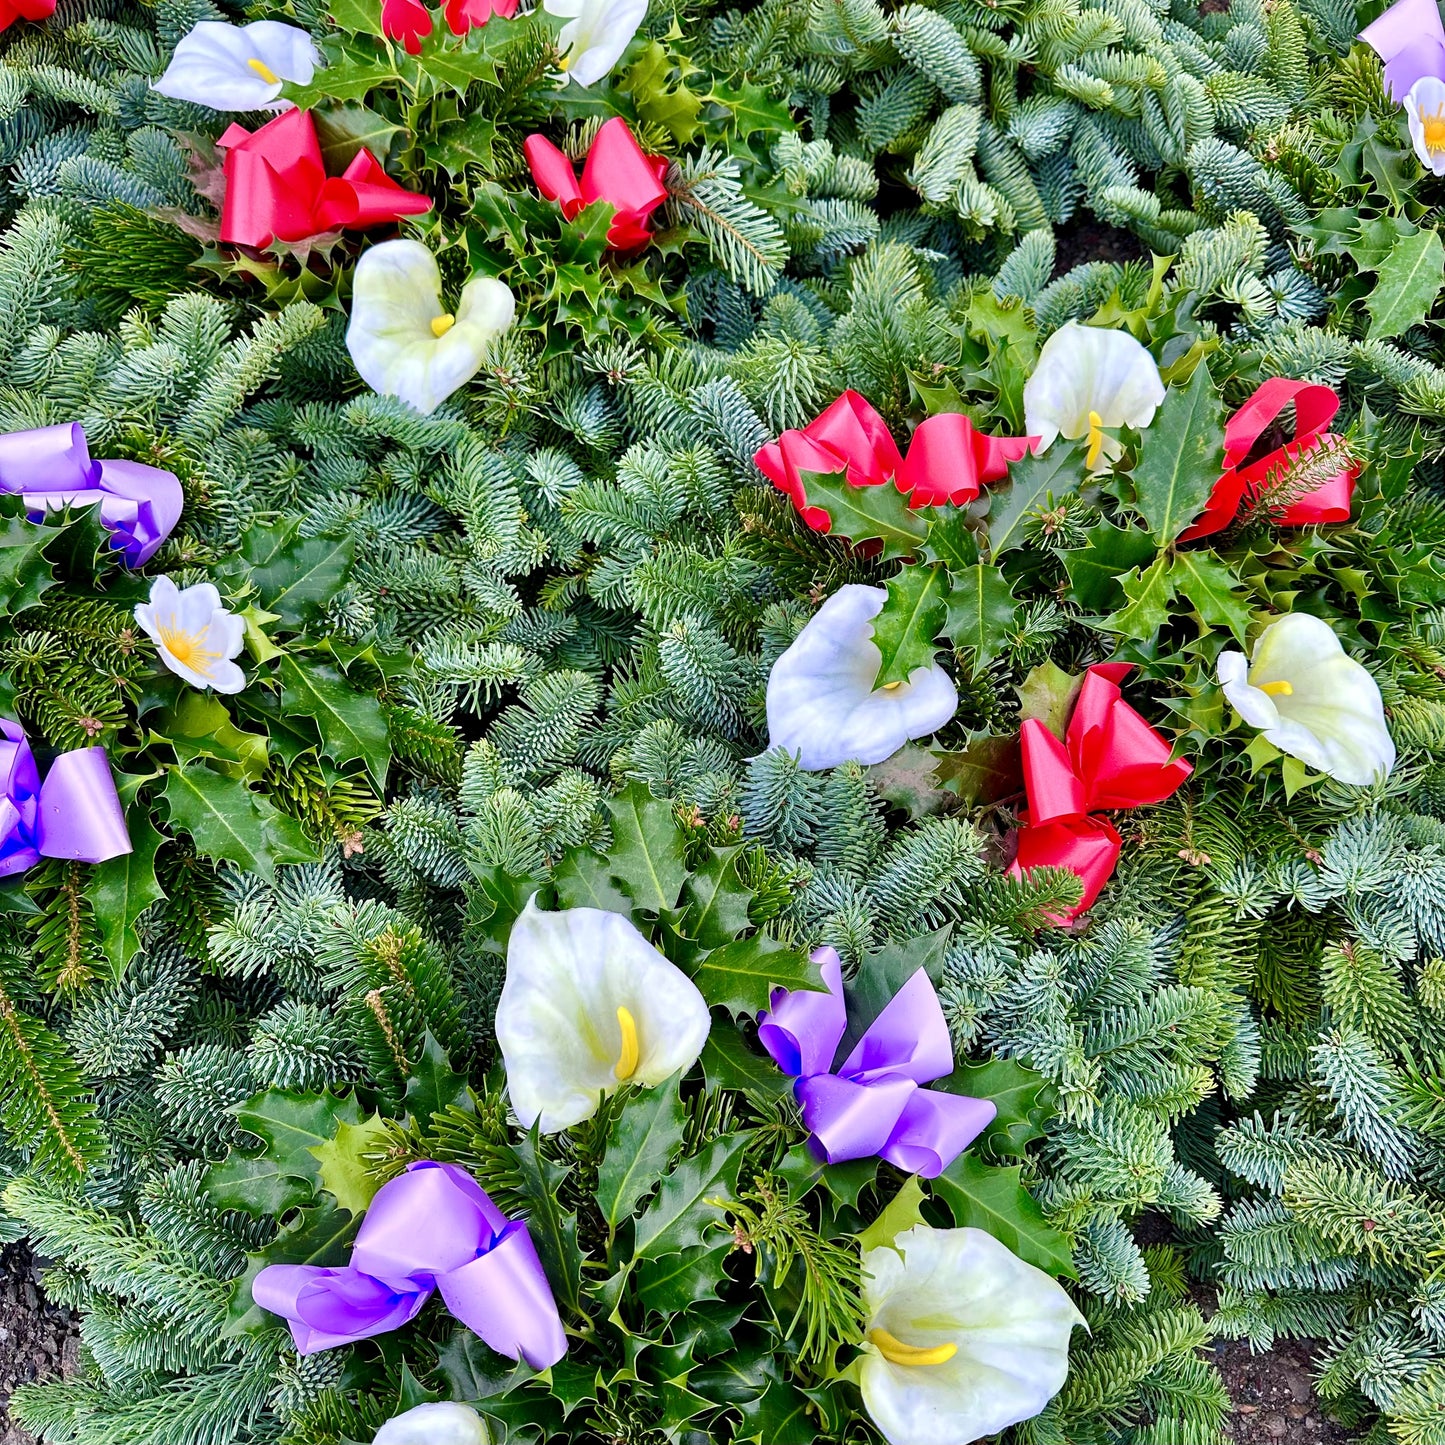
[758,948,995,1179]
[0,423,182,567]
[0,720,130,872]
[253,1161,568,1369]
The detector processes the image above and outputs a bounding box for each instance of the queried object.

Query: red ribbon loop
[754,391,1035,533]
[524,119,669,253]
[1180,377,1357,542]
[1011,665,1192,919]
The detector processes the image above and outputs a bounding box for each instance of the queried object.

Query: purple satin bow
[0,720,130,871]
[253,1161,568,1369]
[758,948,995,1178]
[0,424,182,567]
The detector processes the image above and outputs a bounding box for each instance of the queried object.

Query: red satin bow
[754,391,1035,532]
[217,109,431,249]
[0,0,52,30]
[381,0,517,53]
[523,119,669,253]
[1179,378,1357,542]
[1009,664,1192,921]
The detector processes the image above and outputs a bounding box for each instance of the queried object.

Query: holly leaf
[931,1153,1075,1276]
[797,468,929,560]
[867,743,952,818]
[597,1073,688,1229]
[678,846,754,954]
[682,932,817,1018]
[229,521,355,628]
[1103,554,1176,640]
[982,448,1076,558]
[871,564,948,687]
[234,1088,363,1187]
[404,1031,471,1125]
[942,564,1018,672]
[226,1201,359,1336]
[308,1112,392,1214]
[1062,523,1158,611]
[328,0,385,33]
[921,510,980,569]
[1168,551,1253,644]
[935,1057,1055,1161]
[930,735,1020,807]
[1367,227,1445,340]
[605,782,687,914]
[86,810,165,980]
[857,1175,928,1253]
[514,1130,584,1316]
[838,928,951,1060]
[1131,359,1224,545]
[700,1028,791,1098]
[1016,661,1084,739]
[313,103,402,170]
[735,1378,815,1445]
[163,763,318,881]
[633,1133,747,1260]
[553,847,632,914]
[279,655,390,788]
[637,1242,730,1315]
[0,505,60,618]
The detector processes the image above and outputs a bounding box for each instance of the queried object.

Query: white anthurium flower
[1217,613,1396,786]
[766,584,957,772]
[1406,76,1445,176]
[1022,320,1165,469]
[347,240,516,417]
[134,576,246,695]
[494,897,711,1133]
[151,20,319,112]
[542,0,648,85]
[374,1403,490,1445]
[859,1225,1085,1445]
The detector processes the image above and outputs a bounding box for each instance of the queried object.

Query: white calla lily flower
[766,584,957,771]
[374,1403,490,1445]
[347,240,516,416]
[1406,76,1445,175]
[152,20,319,112]
[134,576,246,695]
[495,898,711,1133]
[859,1225,1085,1445]
[542,0,648,85]
[1022,321,1165,469]
[1217,613,1395,786]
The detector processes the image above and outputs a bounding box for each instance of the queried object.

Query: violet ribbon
[0,720,130,871]
[757,948,995,1178]
[253,1161,568,1368]
[0,424,182,567]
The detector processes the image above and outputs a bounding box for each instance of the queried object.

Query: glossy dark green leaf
[633,1133,747,1260]
[597,1073,687,1229]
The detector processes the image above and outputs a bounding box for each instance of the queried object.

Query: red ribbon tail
[1019,719,1088,825]
[524,133,584,215]
[1010,816,1122,922]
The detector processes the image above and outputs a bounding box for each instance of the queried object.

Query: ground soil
[0,1244,80,1445]
[1209,1335,1356,1444]
[1052,218,1146,276]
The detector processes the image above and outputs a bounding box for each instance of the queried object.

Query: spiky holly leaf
[606,782,688,914]
[736,1378,816,1445]
[633,1133,748,1260]
[1103,554,1175,640]
[308,1112,392,1214]
[857,1176,928,1253]
[700,1028,791,1098]
[1131,359,1224,545]
[229,1088,363,1200]
[1367,226,1445,339]
[935,1058,1055,1161]
[922,511,981,569]
[871,564,948,687]
[931,1153,1075,1277]
[514,1130,585,1316]
[1169,552,1253,644]
[1016,660,1084,739]
[982,448,1076,558]
[942,564,1018,672]
[868,743,952,818]
[683,932,818,1018]
[404,1031,471,1126]
[163,762,318,881]
[797,469,930,560]
[931,736,1020,807]
[638,1243,731,1315]
[597,1072,688,1230]
[86,810,164,981]
[226,1201,359,1335]
[278,656,390,789]
[678,846,754,954]
[1062,523,1158,611]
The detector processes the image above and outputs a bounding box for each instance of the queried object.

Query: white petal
[134,576,246,694]
[1218,651,1281,733]
[152,20,315,111]
[347,241,515,415]
[374,1403,490,1445]
[558,0,647,85]
[860,1226,1084,1445]
[244,20,319,86]
[1406,77,1445,175]
[495,898,711,1133]
[1023,322,1165,454]
[766,584,958,771]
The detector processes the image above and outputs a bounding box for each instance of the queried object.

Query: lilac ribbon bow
[0,423,182,567]
[0,720,130,870]
[253,1161,568,1369]
[1360,0,1445,100]
[758,948,996,1178]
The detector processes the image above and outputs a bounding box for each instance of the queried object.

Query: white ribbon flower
[1406,76,1445,175]
[134,577,246,695]
[859,1225,1085,1445]
[1217,613,1395,786]
[1022,321,1165,469]
[374,1403,489,1445]
[766,584,957,771]
[542,0,648,85]
[151,20,319,112]
[495,898,711,1133]
[347,240,516,417]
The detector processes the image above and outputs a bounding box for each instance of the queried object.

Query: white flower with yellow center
[374,1403,489,1445]
[859,1225,1085,1445]
[1406,76,1445,176]
[347,240,516,417]
[494,898,711,1133]
[152,20,319,112]
[1022,320,1165,470]
[542,0,648,85]
[1217,613,1395,786]
[134,577,246,695]
[766,584,957,772]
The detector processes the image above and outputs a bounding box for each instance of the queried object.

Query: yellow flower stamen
[431,313,456,338]
[156,623,220,673]
[1423,105,1445,158]
[868,1328,958,1367]
[246,57,281,84]
[614,1006,639,1081]
[1259,680,1294,697]
[880,680,903,691]
[1084,409,1107,469]
[557,51,571,70]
